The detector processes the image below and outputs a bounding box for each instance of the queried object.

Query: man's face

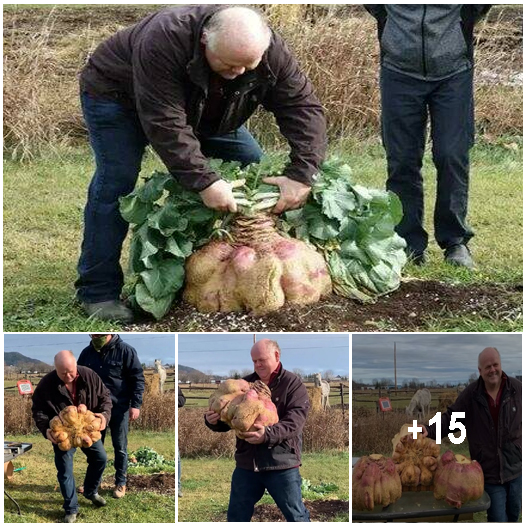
[251,343,279,382]
[478,350,502,389]
[202,37,263,80]
[56,361,77,385]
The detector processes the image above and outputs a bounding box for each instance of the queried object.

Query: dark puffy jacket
[425,372,521,484]
[178,387,186,408]
[32,366,112,438]
[365,5,492,80]
[205,366,310,471]
[78,335,145,412]
[80,4,327,191]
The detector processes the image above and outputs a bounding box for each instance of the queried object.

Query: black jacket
[425,372,521,484]
[32,366,112,438]
[205,365,310,471]
[80,4,327,191]
[365,5,492,80]
[78,335,145,412]
[178,387,186,408]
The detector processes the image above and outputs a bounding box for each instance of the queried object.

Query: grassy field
[4,431,175,523]
[178,451,349,522]
[3,141,522,332]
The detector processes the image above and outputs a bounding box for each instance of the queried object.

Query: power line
[4,335,174,349]
[179,345,350,353]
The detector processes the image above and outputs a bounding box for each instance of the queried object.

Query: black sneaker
[84,493,107,507]
[444,244,474,270]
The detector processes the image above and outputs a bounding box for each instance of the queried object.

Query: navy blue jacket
[78,335,145,412]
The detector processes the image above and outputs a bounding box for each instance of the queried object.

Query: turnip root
[209,379,279,438]
[434,451,484,508]
[184,215,331,315]
[49,405,103,451]
[352,454,402,511]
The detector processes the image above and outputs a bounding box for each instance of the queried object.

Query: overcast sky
[179,333,349,376]
[4,334,175,366]
[352,334,522,384]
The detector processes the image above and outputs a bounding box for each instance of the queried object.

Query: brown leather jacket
[425,372,521,484]
[80,5,327,192]
[205,366,310,471]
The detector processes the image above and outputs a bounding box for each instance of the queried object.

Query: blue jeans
[485,475,522,522]
[227,467,310,522]
[53,440,107,514]
[76,91,263,303]
[380,67,475,254]
[101,409,129,486]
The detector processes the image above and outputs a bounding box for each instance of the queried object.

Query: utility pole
[253,334,257,344]
[394,342,397,393]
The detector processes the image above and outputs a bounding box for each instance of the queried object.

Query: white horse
[406,388,431,421]
[314,373,331,410]
[154,359,167,394]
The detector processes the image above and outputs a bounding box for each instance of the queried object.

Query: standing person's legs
[76,92,148,308]
[101,409,129,490]
[380,67,429,260]
[227,467,266,522]
[81,439,107,498]
[264,468,310,522]
[178,448,182,496]
[485,482,509,522]
[200,126,263,166]
[429,69,475,254]
[53,445,78,515]
[506,474,522,522]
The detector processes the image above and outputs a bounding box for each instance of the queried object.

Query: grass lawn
[3,141,522,331]
[4,431,175,523]
[178,451,349,522]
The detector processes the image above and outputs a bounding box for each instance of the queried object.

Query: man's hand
[199,180,237,213]
[262,176,311,215]
[93,413,107,431]
[205,410,220,425]
[46,428,58,444]
[239,424,266,444]
[419,424,428,438]
[129,408,140,421]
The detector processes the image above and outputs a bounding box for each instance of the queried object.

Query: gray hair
[54,350,76,367]
[265,340,281,358]
[478,347,501,367]
[204,7,271,54]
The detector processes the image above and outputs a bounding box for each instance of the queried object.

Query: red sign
[378,397,392,412]
[17,380,33,395]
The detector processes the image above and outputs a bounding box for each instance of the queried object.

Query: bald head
[202,7,271,80]
[250,339,281,384]
[478,347,502,390]
[54,351,77,386]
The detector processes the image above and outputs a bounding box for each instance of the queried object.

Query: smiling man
[204,339,311,522]
[76,5,327,322]
[423,347,522,522]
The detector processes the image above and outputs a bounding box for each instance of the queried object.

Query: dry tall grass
[4,392,175,435]
[3,6,522,161]
[179,407,348,457]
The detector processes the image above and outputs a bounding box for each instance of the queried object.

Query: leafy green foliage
[301,477,339,495]
[126,446,175,471]
[120,155,406,319]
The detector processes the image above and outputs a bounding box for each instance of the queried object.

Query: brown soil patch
[101,473,175,495]
[126,280,522,332]
[212,499,349,522]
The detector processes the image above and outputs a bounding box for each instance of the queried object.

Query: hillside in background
[4,352,50,367]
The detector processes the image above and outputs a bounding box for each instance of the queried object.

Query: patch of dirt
[212,499,349,522]
[125,280,522,332]
[101,473,175,495]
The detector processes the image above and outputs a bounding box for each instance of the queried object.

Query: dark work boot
[444,244,474,270]
[81,300,133,323]
[406,249,427,267]
[84,493,107,507]
[63,513,78,523]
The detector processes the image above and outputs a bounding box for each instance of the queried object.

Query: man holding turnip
[76,5,326,322]
[204,339,311,522]
[365,5,492,269]
[422,347,522,522]
[32,351,112,523]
